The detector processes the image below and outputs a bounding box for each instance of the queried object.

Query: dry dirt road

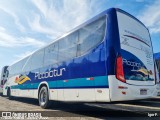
[0,95,160,120]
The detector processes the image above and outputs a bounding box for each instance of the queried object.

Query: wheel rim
[40,89,47,106]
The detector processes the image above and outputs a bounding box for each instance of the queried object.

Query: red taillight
[116,56,126,83]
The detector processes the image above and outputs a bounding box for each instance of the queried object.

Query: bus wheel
[38,86,51,109]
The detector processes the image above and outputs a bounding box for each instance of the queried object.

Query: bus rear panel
[109,10,157,101]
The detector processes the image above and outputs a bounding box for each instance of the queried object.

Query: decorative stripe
[124,35,150,47]
[11,86,109,90]
[10,76,109,90]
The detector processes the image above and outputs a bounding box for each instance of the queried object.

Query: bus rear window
[117,11,155,82]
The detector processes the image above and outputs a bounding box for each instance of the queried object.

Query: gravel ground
[0,95,160,120]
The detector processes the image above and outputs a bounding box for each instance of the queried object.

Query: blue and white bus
[3,8,158,108]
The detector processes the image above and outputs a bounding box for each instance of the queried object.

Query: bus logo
[35,68,66,80]
[15,75,31,84]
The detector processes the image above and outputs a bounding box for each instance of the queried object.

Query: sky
[0,0,160,77]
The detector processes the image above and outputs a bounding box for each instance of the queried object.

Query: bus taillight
[116,56,126,83]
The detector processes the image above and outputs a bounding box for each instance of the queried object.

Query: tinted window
[31,49,44,70]
[9,65,15,76]
[9,58,27,76]
[79,17,106,55]
[8,66,14,77]
[22,56,32,72]
[58,32,78,62]
[44,42,58,66]
[14,62,22,74]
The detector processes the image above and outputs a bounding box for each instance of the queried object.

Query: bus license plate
[140,89,147,95]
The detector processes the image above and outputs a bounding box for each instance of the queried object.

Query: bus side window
[11,64,16,75]
[31,49,44,70]
[22,57,32,73]
[44,42,59,67]
[58,32,78,62]
[14,61,23,75]
[78,17,106,56]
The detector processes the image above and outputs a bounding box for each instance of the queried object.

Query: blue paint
[106,8,121,75]
[11,76,108,90]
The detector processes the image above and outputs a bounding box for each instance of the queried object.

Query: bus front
[109,9,157,101]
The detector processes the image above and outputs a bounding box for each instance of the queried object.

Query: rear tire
[38,86,51,109]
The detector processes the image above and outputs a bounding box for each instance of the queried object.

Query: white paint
[95,88,110,102]
[108,75,157,101]
[54,88,110,102]
[11,89,37,98]
[49,89,58,100]
[117,11,155,85]
[57,89,64,101]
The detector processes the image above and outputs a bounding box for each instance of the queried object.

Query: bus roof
[38,8,149,51]
[116,8,148,30]
[9,8,148,66]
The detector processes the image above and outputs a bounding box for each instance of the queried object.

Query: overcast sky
[0,0,160,76]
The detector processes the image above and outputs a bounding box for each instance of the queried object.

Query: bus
[0,66,9,94]
[2,8,158,109]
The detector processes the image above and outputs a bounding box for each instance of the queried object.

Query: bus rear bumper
[108,76,157,101]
